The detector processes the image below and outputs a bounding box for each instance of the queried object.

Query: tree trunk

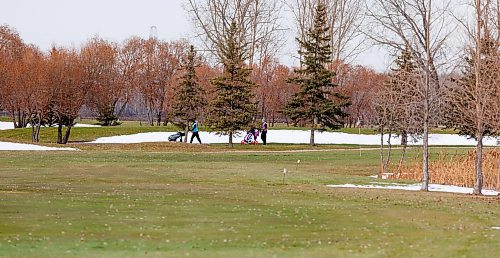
[473,132,484,195]
[156,111,162,126]
[31,122,36,143]
[310,117,316,146]
[229,131,234,147]
[379,126,384,179]
[57,124,63,144]
[384,125,393,174]
[62,126,72,144]
[421,118,430,191]
[397,142,408,177]
[271,111,275,127]
[401,131,408,146]
[184,121,189,143]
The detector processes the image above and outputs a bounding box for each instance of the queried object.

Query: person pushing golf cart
[190,120,202,144]
[241,127,259,145]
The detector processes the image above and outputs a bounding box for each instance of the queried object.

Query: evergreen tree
[171,45,205,142]
[285,2,349,146]
[206,22,257,147]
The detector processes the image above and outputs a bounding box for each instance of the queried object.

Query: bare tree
[444,0,499,195]
[0,25,29,128]
[185,0,285,66]
[374,47,422,178]
[49,47,87,144]
[139,39,187,126]
[116,37,144,118]
[366,0,453,191]
[22,46,51,142]
[81,37,122,126]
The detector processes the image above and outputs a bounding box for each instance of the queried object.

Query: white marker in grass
[283,168,288,185]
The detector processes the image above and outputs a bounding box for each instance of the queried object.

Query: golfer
[261,118,268,145]
[190,120,202,144]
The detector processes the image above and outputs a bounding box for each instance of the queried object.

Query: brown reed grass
[395,149,500,191]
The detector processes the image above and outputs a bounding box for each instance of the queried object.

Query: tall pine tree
[285,2,349,146]
[206,22,257,147]
[171,45,205,142]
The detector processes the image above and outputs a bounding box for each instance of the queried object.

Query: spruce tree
[171,45,205,142]
[285,2,349,146]
[206,22,257,147]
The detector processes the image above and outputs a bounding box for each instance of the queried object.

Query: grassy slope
[0,147,498,257]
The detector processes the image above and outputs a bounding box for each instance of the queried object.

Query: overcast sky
[0,0,390,71]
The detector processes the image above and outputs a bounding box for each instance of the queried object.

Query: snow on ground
[0,141,77,151]
[0,121,100,130]
[90,130,500,146]
[0,122,13,130]
[327,183,499,196]
[0,122,82,150]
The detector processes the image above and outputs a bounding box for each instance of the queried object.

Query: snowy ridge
[0,141,77,151]
[90,130,499,146]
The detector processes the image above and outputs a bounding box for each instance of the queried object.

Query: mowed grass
[0,147,498,257]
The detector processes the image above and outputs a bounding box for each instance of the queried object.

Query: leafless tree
[185,0,285,66]
[373,47,423,178]
[49,47,87,144]
[116,37,144,118]
[0,25,29,128]
[366,0,453,191]
[444,0,499,195]
[80,37,122,126]
[139,39,187,126]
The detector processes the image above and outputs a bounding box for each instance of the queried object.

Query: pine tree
[171,45,205,142]
[206,22,257,147]
[285,2,349,146]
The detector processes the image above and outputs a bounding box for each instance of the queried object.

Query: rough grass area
[398,149,500,191]
[0,147,498,257]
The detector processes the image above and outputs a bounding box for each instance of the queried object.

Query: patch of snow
[89,130,499,146]
[327,183,499,196]
[0,122,14,130]
[74,124,101,128]
[0,141,77,151]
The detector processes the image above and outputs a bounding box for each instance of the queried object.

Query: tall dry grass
[395,149,500,191]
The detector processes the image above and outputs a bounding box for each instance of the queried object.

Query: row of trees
[0,24,384,142]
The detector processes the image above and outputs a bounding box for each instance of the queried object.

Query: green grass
[0,147,498,257]
[0,116,11,122]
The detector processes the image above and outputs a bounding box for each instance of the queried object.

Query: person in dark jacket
[190,120,202,144]
[261,118,268,145]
